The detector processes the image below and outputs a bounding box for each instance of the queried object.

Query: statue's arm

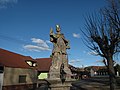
[63,37,70,49]
[66,40,70,49]
[50,28,57,42]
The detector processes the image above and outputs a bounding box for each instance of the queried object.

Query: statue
[49,25,71,79]
[47,25,74,90]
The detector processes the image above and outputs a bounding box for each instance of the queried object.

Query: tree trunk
[107,56,116,90]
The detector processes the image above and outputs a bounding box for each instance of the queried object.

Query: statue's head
[56,25,61,32]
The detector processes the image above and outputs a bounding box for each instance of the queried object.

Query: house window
[19,75,26,83]
[0,66,4,73]
[26,60,37,67]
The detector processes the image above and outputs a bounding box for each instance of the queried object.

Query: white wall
[90,69,94,77]
[0,73,3,90]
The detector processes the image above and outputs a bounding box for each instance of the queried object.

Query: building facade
[0,48,37,90]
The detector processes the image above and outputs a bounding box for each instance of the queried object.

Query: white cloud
[23,38,51,52]
[31,38,49,48]
[73,33,80,38]
[0,0,17,4]
[0,0,18,9]
[69,59,81,64]
[23,45,51,52]
[94,60,105,65]
[88,51,98,56]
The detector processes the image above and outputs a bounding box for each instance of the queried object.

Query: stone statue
[49,25,71,79]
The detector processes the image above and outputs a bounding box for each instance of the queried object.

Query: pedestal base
[46,79,75,90]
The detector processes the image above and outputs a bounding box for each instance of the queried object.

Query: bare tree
[82,0,120,90]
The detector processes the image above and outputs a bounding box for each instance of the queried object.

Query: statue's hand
[66,45,70,49]
[50,28,54,35]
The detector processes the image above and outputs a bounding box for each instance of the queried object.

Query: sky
[1,0,118,67]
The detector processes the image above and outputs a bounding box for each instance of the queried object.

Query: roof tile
[0,48,32,69]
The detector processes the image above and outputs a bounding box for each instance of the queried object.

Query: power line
[0,34,30,45]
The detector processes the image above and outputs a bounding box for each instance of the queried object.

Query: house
[0,48,84,89]
[85,66,108,77]
[0,48,37,90]
[35,58,52,79]
[34,58,52,88]
[69,65,89,79]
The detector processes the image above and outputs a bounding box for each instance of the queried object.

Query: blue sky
[0,0,114,67]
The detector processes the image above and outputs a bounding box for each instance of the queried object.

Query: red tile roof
[0,48,33,69]
[35,58,52,72]
[91,66,107,71]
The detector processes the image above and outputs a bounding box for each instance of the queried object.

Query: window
[0,66,4,73]
[26,60,37,67]
[19,75,26,83]
[26,61,32,66]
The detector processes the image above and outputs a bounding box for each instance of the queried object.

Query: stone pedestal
[47,79,75,90]
[48,62,74,90]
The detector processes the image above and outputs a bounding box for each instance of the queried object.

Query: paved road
[35,77,120,90]
[71,77,120,90]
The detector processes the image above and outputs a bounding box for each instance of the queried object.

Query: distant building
[85,66,108,77]
[68,65,89,79]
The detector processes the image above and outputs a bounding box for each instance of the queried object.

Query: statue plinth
[47,79,75,90]
[47,25,75,90]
